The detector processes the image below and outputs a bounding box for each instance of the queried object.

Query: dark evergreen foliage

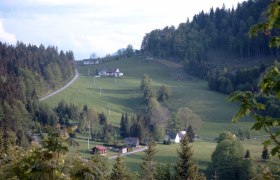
[55,100,79,126]
[187,125,195,143]
[141,0,274,61]
[262,146,270,161]
[155,162,173,180]
[175,135,203,180]
[141,140,157,180]
[0,41,75,148]
[110,156,134,180]
[99,112,107,125]
[120,113,126,138]
[245,149,251,159]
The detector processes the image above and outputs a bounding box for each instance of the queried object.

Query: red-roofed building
[92,145,107,155]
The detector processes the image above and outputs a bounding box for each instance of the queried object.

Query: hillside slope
[46,57,257,138]
[0,41,75,147]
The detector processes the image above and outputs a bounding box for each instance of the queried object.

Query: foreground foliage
[229,0,280,178]
[208,132,257,179]
[175,135,205,180]
[0,42,75,153]
[229,0,280,159]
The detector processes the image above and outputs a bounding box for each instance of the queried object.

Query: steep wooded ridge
[141,0,273,62]
[0,41,75,146]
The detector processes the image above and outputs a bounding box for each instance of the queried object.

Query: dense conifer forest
[0,42,75,147]
[141,0,274,62]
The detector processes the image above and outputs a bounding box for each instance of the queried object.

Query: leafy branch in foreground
[228,65,280,158]
[230,0,280,159]
[249,0,280,48]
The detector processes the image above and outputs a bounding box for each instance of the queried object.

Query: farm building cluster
[91,137,139,155]
[97,68,123,77]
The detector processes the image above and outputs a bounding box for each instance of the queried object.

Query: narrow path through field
[109,146,147,159]
[39,69,79,101]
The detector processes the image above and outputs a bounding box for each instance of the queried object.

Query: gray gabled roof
[124,137,139,146]
[168,132,178,140]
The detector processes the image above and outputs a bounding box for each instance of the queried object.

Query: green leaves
[228,91,265,123]
[259,65,280,99]
[231,105,250,123]
[229,63,280,158]
[249,23,269,37]
[263,140,272,147]
[249,0,280,47]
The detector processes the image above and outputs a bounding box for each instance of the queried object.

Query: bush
[163,139,171,145]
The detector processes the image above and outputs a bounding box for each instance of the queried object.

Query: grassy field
[122,138,270,172]
[43,56,272,171]
[45,57,257,137]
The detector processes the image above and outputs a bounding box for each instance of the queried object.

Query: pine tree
[120,114,126,138]
[124,113,130,136]
[111,156,133,180]
[175,135,204,180]
[141,140,157,180]
[262,147,270,161]
[91,153,110,180]
[155,162,173,180]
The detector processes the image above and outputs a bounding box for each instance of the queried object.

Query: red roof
[96,145,107,151]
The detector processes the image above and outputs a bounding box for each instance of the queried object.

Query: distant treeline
[141,0,275,61]
[0,41,75,147]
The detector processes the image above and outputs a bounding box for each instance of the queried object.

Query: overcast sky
[0,0,245,60]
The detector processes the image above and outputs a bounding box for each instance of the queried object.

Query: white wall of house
[174,134,180,143]
[120,148,127,154]
[166,133,180,143]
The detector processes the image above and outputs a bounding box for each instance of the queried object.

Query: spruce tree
[124,113,130,136]
[120,113,126,138]
[141,140,157,180]
[111,156,133,180]
[155,162,173,180]
[187,125,195,143]
[175,135,203,180]
[91,153,110,180]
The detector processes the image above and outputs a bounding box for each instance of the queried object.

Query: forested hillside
[141,0,274,62]
[0,41,75,147]
[141,0,280,117]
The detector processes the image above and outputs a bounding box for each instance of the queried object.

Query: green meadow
[122,139,267,171]
[43,56,270,171]
[45,57,257,137]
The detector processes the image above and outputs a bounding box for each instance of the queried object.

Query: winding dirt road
[39,69,79,101]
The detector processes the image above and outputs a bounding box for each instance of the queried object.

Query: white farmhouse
[98,68,123,77]
[164,132,180,143]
